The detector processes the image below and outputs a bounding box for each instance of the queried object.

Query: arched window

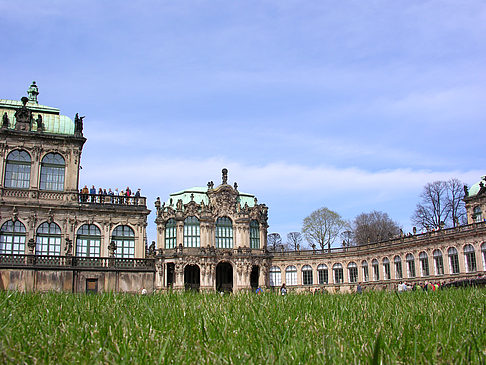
[419,252,429,277]
[473,206,482,223]
[302,265,313,285]
[269,266,281,287]
[406,254,416,278]
[36,222,61,255]
[317,264,328,284]
[183,216,200,248]
[40,153,65,191]
[215,217,233,248]
[463,244,477,272]
[383,257,391,280]
[372,259,379,281]
[285,265,297,286]
[250,220,260,249]
[482,243,486,271]
[4,150,31,189]
[394,256,402,279]
[348,262,358,283]
[0,220,26,254]
[165,219,176,249]
[333,263,344,284]
[76,224,101,257]
[111,225,135,258]
[361,260,369,282]
[448,247,460,274]
[433,249,444,275]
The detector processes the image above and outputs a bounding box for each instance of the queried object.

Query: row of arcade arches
[4,150,66,191]
[166,262,260,293]
[269,244,486,286]
[0,220,136,258]
[165,217,260,249]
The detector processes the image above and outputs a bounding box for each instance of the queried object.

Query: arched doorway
[216,262,233,292]
[184,264,200,291]
[250,265,259,290]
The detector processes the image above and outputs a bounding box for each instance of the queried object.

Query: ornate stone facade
[154,169,270,292]
[0,84,150,261]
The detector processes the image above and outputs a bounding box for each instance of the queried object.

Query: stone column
[157,223,165,250]
[173,262,184,290]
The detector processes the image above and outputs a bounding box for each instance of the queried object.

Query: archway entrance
[216,262,233,292]
[166,263,175,288]
[250,265,259,290]
[184,264,200,291]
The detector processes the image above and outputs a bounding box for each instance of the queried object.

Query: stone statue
[2,112,9,128]
[463,185,469,197]
[108,241,117,257]
[222,168,228,185]
[74,113,85,134]
[155,197,161,209]
[147,241,156,257]
[176,199,183,211]
[36,114,43,131]
[65,238,73,256]
[27,81,39,104]
[234,182,238,190]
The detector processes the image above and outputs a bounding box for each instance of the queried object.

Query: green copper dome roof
[0,99,75,135]
[468,176,486,197]
[1,83,75,135]
[166,186,256,208]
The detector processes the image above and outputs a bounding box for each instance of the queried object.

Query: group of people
[79,185,141,204]
[397,281,442,292]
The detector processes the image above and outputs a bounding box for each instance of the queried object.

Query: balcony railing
[0,254,155,271]
[78,193,147,207]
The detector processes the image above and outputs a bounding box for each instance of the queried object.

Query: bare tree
[267,233,282,252]
[352,211,401,245]
[302,207,347,251]
[287,232,302,251]
[446,178,467,227]
[411,179,467,230]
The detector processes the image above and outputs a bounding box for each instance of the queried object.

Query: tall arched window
[111,225,135,258]
[419,252,429,277]
[165,219,176,249]
[285,265,297,286]
[394,256,402,279]
[183,216,200,248]
[361,260,369,282]
[482,243,486,271]
[302,265,313,285]
[4,150,31,189]
[36,222,61,255]
[317,264,328,284]
[40,153,65,191]
[473,206,482,223]
[383,257,391,280]
[333,263,344,284]
[406,254,416,278]
[76,224,101,257]
[463,244,477,272]
[269,266,281,287]
[448,247,460,274]
[215,217,233,248]
[250,220,260,249]
[372,259,379,281]
[433,249,444,275]
[348,262,358,283]
[0,220,26,254]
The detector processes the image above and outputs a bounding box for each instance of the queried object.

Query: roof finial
[27,81,39,104]
[222,168,228,185]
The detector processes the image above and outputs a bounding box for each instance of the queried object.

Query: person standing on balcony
[90,185,96,203]
[81,185,89,202]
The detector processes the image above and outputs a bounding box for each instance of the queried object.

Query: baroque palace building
[0,83,485,293]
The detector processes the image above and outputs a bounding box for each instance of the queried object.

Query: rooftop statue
[27,81,39,104]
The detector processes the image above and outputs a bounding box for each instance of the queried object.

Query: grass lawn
[0,288,484,364]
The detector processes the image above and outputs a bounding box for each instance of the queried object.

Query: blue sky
[1,1,485,244]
